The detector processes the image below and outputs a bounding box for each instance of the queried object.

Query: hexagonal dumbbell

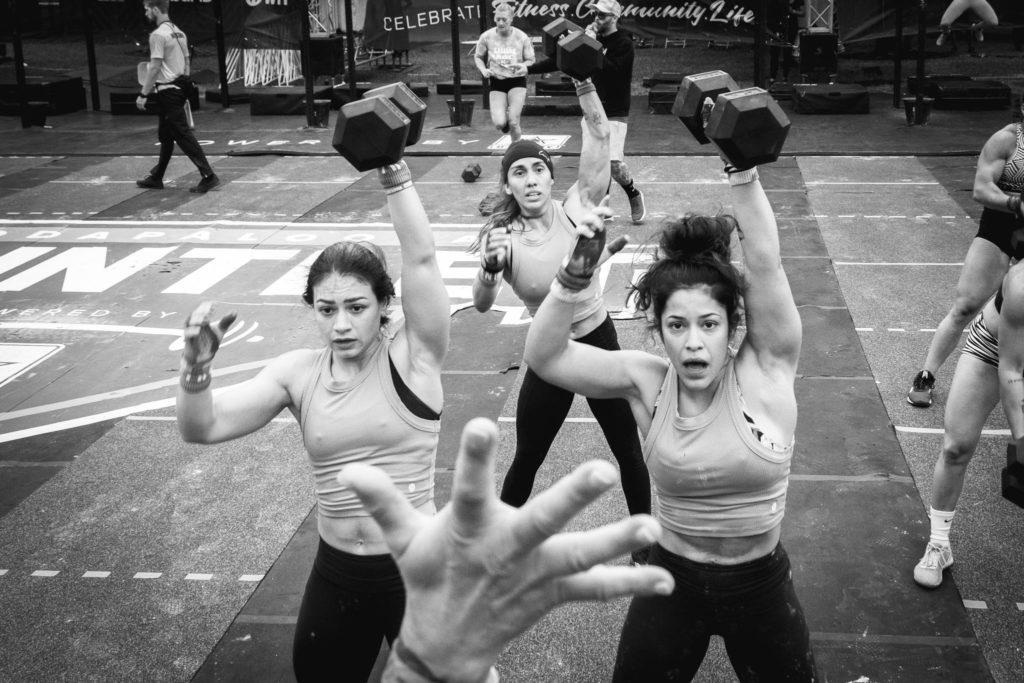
[704,87,791,170]
[332,96,410,172]
[362,82,427,147]
[1002,438,1024,508]
[556,31,604,81]
[672,70,790,170]
[542,18,582,58]
[461,162,482,183]
[672,70,739,144]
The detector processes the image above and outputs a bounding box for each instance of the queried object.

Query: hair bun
[659,214,735,264]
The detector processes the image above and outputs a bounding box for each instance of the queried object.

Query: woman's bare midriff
[318,499,437,556]
[659,525,782,565]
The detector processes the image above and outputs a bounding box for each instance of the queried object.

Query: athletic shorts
[977,207,1024,260]
[608,119,627,162]
[961,310,999,368]
[488,76,527,94]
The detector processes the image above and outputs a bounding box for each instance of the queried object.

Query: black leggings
[499,314,650,515]
[613,543,818,682]
[292,538,405,683]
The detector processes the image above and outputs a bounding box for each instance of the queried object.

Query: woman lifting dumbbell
[474,3,534,142]
[175,104,449,681]
[907,109,1024,408]
[912,261,1024,589]
[469,76,652,539]
[522,124,818,678]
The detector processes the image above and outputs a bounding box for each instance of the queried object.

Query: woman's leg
[292,551,405,682]
[719,548,818,682]
[505,86,527,142]
[931,353,1000,512]
[613,546,711,682]
[488,90,510,134]
[499,366,574,506]
[914,350,1000,587]
[910,237,1008,405]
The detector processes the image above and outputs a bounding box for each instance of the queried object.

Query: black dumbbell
[540,18,603,81]
[461,163,482,183]
[542,18,582,58]
[556,31,604,81]
[332,96,410,172]
[1002,439,1024,508]
[362,82,427,147]
[672,70,790,170]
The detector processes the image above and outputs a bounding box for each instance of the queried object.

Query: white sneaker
[913,543,953,588]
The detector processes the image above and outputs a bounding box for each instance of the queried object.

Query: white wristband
[727,167,759,186]
[549,280,589,304]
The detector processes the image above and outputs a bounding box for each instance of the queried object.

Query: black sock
[621,179,639,199]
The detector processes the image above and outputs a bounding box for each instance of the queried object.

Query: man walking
[135,0,219,193]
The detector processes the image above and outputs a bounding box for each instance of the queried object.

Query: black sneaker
[907,370,936,407]
[135,175,163,189]
[190,173,220,193]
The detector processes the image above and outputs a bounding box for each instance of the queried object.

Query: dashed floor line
[3,568,266,582]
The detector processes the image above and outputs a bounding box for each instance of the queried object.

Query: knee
[949,298,984,322]
[611,160,630,184]
[940,439,975,468]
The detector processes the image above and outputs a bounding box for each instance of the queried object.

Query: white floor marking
[963,599,988,610]
[0,359,269,422]
[834,262,964,267]
[82,571,110,578]
[0,398,175,444]
[895,426,1010,436]
[31,570,59,577]
[133,572,162,579]
[239,574,265,582]
[185,573,214,581]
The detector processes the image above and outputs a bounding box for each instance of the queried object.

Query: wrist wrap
[550,279,591,303]
[726,167,759,186]
[575,82,597,98]
[1006,194,1021,217]
[478,267,500,285]
[180,361,211,393]
[379,161,413,195]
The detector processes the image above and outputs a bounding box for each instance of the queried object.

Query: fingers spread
[336,463,425,556]
[450,418,500,535]
[538,514,662,577]
[554,564,675,604]
[508,460,617,554]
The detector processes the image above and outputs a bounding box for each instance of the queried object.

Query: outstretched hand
[182,302,237,367]
[338,417,673,682]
